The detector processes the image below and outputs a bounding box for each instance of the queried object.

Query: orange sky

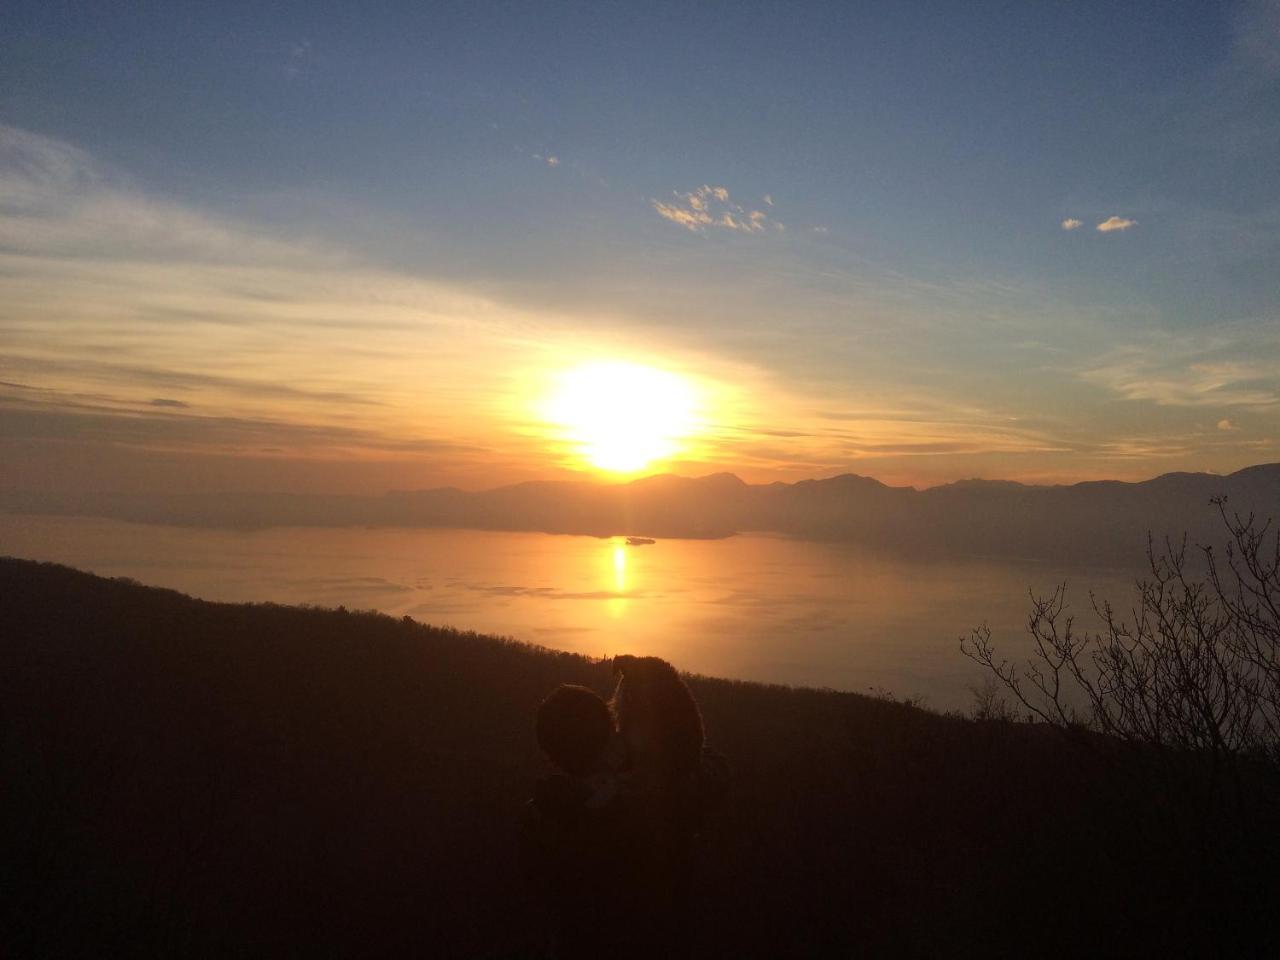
[1,122,1277,496]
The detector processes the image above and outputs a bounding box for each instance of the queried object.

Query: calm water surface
[1,514,1147,709]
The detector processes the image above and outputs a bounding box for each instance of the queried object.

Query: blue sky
[1,0,1277,492]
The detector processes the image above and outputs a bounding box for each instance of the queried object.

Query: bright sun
[542,361,698,472]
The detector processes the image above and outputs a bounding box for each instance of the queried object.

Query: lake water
[0,514,1148,709]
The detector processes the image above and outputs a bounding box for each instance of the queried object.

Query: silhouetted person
[523,683,631,957]
[523,672,730,959]
[531,683,623,826]
[607,656,731,950]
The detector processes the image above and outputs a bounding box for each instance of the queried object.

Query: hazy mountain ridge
[3,463,1277,563]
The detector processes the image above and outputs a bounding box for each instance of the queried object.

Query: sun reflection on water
[608,541,629,618]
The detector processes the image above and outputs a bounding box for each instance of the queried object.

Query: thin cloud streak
[0,393,481,457]
[1079,335,1280,410]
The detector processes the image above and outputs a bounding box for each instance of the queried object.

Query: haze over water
[1,514,1143,709]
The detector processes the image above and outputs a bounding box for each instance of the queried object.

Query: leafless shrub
[967,675,1018,723]
[961,500,1280,769]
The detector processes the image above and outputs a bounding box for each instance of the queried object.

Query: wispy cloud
[1096,216,1138,233]
[0,124,333,266]
[1079,334,1280,409]
[0,124,96,208]
[1061,218,1082,230]
[0,123,613,488]
[652,184,783,234]
[0,354,387,409]
[708,397,1079,475]
[1090,436,1198,460]
[0,391,477,457]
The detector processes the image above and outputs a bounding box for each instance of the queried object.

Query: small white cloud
[763,194,774,206]
[1218,418,1240,431]
[1097,216,1137,233]
[1061,218,1083,230]
[651,201,710,231]
[651,184,783,234]
[545,155,560,167]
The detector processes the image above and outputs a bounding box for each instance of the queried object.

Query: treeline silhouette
[3,557,1278,957]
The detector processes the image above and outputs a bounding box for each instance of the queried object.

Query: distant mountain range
[4,463,1278,563]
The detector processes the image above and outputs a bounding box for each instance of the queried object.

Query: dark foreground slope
[3,558,1277,958]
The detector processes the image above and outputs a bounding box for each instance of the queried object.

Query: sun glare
[542,361,698,473]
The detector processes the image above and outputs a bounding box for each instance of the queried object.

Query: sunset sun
[542,361,698,472]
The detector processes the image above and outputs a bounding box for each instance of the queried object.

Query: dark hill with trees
[5,463,1279,564]
[3,558,1277,957]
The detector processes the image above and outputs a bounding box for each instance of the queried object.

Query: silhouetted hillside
[5,463,1278,563]
[3,558,1278,957]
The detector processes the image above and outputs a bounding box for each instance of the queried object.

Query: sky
[1,0,1278,494]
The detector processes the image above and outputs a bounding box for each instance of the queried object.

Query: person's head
[535,684,613,776]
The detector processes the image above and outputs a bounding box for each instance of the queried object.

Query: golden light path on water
[610,543,629,618]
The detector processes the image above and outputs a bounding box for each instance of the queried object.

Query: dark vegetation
[965,501,1280,761]
[5,461,1279,563]
[4,556,1279,957]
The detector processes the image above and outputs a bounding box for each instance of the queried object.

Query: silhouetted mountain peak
[798,473,888,490]
[697,472,748,488]
[1147,470,1213,484]
[1229,462,1280,481]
